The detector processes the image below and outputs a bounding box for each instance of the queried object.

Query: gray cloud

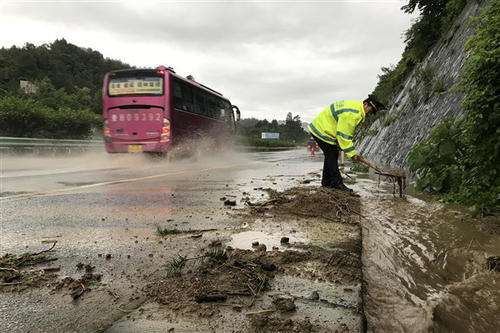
[1,1,413,121]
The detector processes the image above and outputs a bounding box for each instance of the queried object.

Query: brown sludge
[247,186,361,224]
[146,186,362,331]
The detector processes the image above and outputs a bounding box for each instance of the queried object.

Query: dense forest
[0,39,130,139]
[0,39,130,113]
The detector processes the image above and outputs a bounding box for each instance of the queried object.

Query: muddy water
[354,176,500,333]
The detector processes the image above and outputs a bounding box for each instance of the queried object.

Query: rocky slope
[358,0,489,170]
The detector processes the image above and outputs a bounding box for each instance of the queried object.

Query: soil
[246,186,361,225]
[475,213,500,235]
[144,186,362,332]
[250,315,314,333]
[54,264,103,299]
[2,186,362,332]
[146,244,361,305]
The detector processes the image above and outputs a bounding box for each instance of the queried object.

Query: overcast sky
[0,0,415,122]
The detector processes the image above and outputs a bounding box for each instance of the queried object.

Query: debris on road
[43,267,61,273]
[260,260,277,271]
[256,244,267,252]
[488,256,500,271]
[147,237,361,329]
[55,264,102,300]
[1,241,57,269]
[0,242,103,302]
[309,291,320,300]
[250,315,313,333]
[247,186,361,224]
[195,293,228,303]
[0,242,58,288]
[156,226,217,237]
[224,199,237,206]
[272,295,296,313]
[1,159,367,331]
[148,246,272,310]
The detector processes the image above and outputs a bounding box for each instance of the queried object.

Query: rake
[358,157,406,197]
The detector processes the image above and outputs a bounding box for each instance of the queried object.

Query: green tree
[371,0,469,106]
[0,94,100,139]
[0,39,130,114]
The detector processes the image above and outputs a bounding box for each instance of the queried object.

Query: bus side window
[173,80,193,112]
[206,95,217,119]
[173,81,183,110]
[194,89,206,116]
[181,83,193,112]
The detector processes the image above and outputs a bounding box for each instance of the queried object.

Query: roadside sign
[261,132,280,140]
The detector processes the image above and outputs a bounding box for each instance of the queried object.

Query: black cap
[364,94,385,114]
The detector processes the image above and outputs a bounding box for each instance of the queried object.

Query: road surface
[1,149,363,332]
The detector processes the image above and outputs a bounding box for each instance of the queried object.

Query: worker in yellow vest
[308,95,385,192]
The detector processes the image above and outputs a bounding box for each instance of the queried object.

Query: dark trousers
[313,136,342,187]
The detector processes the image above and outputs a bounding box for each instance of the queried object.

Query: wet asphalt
[4,149,498,332]
[0,148,330,333]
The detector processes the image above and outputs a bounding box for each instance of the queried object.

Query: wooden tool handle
[359,157,381,172]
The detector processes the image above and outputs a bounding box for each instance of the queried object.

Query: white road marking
[0,163,250,202]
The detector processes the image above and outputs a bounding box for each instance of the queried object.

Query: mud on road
[1,184,363,333]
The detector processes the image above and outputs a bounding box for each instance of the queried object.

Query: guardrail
[0,136,103,154]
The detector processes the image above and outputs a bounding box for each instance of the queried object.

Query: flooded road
[1,149,499,332]
[354,176,500,332]
[4,148,360,333]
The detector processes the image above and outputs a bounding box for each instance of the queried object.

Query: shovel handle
[358,157,381,172]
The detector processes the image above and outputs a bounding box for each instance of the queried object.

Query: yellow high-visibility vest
[308,100,366,158]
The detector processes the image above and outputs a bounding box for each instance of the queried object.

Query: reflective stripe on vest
[309,123,337,143]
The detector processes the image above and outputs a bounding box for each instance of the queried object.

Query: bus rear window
[108,76,163,96]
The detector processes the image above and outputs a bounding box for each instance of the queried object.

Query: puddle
[227,230,308,251]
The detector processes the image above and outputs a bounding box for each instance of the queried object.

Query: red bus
[102,65,240,154]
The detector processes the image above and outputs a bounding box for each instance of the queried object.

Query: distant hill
[0,39,131,114]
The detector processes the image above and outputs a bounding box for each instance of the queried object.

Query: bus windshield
[108,70,164,97]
